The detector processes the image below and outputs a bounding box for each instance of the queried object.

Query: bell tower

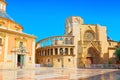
[0,0,6,12]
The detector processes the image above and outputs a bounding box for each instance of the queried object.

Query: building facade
[0,0,36,69]
[36,16,118,68]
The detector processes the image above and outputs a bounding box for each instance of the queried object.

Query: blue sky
[6,0,120,42]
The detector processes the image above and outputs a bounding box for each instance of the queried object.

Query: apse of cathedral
[0,0,36,69]
[36,16,119,68]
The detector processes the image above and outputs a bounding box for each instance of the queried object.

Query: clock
[84,31,94,40]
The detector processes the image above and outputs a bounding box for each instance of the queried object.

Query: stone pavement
[0,67,120,80]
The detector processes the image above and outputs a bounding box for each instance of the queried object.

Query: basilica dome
[0,0,23,31]
[0,10,13,20]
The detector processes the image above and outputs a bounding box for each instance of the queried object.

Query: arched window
[65,38,68,44]
[43,50,45,56]
[51,49,53,55]
[45,50,47,56]
[55,48,58,55]
[59,48,63,55]
[70,38,73,44]
[65,48,68,55]
[48,49,49,55]
[70,48,73,55]
[48,59,50,62]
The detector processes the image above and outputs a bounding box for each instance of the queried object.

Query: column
[15,54,17,69]
[68,47,70,55]
[32,39,35,68]
[12,52,16,69]
[58,48,60,55]
[4,34,9,69]
[4,34,8,62]
[53,48,55,55]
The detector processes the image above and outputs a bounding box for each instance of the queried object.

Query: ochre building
[0,0,36,69]
[36,16,118,68]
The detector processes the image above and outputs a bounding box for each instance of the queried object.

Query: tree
[114,47,120,62]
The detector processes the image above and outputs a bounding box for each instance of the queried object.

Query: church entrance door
[17,55,24,68]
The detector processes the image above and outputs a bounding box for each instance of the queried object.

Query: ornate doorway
[86,47,100,66]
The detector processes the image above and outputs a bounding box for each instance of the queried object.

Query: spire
[0,0,6,12]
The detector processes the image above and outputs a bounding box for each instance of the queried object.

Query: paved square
[0,68,120,80]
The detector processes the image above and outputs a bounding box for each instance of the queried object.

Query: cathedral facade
[36,17,118,68]
[0,0,36,69]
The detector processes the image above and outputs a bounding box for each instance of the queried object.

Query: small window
[19,42,23,47]
[0,38,2,44]
[58,59,60,62]
[41,59,43,62]
[109,42,111,46]
[70,48,73,55]
[29,57,31,61]
[68,58,71,62]
[48,59,50,62]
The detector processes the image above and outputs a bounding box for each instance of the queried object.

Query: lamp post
[60,48,65,72]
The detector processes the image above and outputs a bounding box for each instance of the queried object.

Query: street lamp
[60,48,65,72]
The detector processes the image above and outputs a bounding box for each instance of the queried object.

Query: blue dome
[0,10,13,20]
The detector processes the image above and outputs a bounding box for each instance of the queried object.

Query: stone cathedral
[36,16,118,68]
